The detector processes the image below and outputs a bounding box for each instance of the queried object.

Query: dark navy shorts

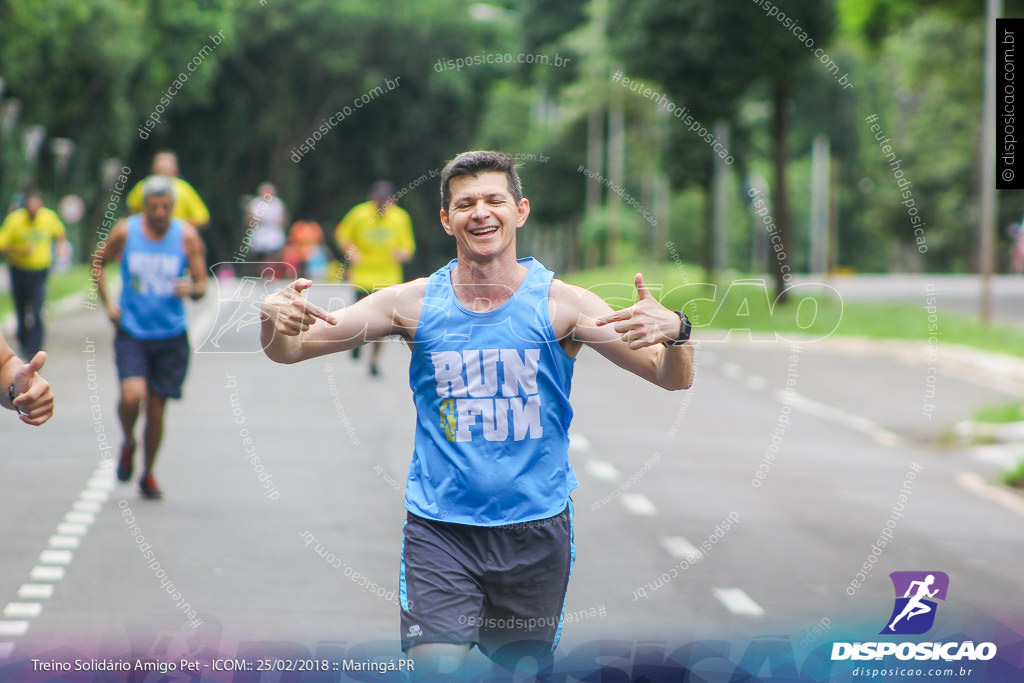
[114,329,190,399]
[400,503,574,665]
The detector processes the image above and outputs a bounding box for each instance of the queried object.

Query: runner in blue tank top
[93,176,207,499]
[261,151,694,678]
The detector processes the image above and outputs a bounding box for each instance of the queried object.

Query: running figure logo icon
[880,571,949,635]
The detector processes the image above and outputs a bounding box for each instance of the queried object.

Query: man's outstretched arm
[558,273,694,391]
[260,278,415,364]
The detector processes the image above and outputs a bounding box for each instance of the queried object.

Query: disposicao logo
[881,570,948,635]
[831,571,997,662]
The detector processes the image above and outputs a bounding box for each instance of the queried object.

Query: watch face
[679,313,691,341]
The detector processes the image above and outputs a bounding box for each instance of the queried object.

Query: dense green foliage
[0,0,1020,280]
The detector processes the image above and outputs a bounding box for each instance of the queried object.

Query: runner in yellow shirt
[0,190,67,357]
[335,181,415,376]
[126,151,210,229]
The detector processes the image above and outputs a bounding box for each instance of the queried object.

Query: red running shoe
[117,441,136,482]
[139,474,163,500]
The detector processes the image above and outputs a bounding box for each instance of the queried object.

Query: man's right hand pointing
[260,278,338,337]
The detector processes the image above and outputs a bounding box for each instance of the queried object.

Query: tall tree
[611,0,834,300]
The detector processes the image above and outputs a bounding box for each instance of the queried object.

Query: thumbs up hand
[595,273,682,349]
[10,351,54,425]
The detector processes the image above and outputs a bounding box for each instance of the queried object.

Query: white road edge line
[955,471,1024,516]
[782,391,908,448]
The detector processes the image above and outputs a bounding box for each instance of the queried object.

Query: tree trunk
[771,82,791,304]
[702,177,714,282]
[585,108,605,270]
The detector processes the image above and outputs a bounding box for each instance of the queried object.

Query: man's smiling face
[440,171,530,262]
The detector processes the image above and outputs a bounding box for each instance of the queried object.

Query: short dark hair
[440,151,523,211]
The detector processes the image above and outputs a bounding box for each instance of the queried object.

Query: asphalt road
[793,273,1024,328]
[1,278,1023,678]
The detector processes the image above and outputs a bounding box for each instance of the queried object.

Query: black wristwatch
[8,382,22,414]
[664,311,691,346]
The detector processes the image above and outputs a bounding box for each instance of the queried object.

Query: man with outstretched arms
[260,151,693,677]
[94,176,207,499]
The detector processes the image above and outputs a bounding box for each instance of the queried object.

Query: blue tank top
[120,214,188,339]
[406,257,578,526]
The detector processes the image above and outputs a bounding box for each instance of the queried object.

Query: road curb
[705,333,1024,397]
[954,420,1024,443]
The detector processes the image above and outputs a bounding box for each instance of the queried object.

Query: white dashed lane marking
[712,588,765,617]
[744,375,768,392]
[56,523,89,536]
[568,432,591,453]
[574,425,768,622]
[47,535,80,550]
[17,585,54,600]
[86,477,116,491]
[0,461,112,654]
[38,550,72,565]
[29,567,64,582]
[659,536,703,561]
[65,511,96,524]
[0,622,28,637]
[584,460,620,482]
[2,603,42,619]
[721,362,743,379]
[620,493,657,516]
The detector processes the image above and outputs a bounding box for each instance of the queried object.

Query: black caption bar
[998,19,1024,189]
